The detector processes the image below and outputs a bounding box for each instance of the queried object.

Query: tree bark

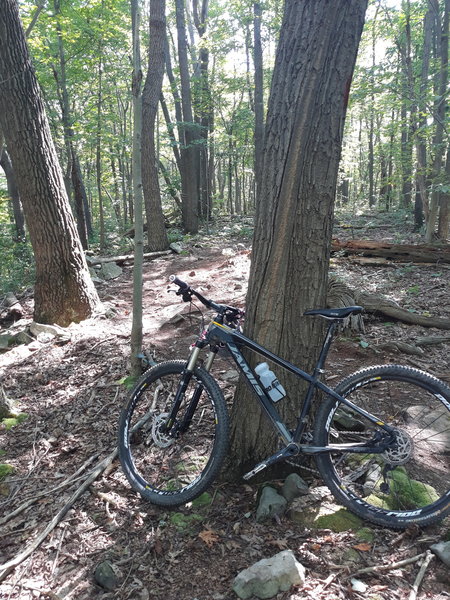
[227,0,367,477]
[141,0,169,252]
[176,0,199,233]
[0,146,25,240]
[130,0,145,379]
[253,2,264,201]
[0,0,100,326]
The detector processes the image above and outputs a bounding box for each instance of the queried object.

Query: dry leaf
[353,542,372,552]
[198,529,219,547]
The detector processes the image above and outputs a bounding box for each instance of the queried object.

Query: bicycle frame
[198,318,396,455]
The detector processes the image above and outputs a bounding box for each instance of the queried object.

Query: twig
[408,550,434,600]
[350,552,426,577]
[0,448,118,583]
[0,452,100,526]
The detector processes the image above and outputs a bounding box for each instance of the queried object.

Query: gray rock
[98,262,122,280]
[0,335,14,351]
[170,242,183,254]
[94,561,120,591]
[431,541,450,567]
[29,322,65,338]
[232,550,305,599]
[281,473,309,502]
[256,486,287,522]
[221,369,240,384]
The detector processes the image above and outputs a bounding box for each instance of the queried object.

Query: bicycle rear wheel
[118,360,229,507]
[314,365,450,528]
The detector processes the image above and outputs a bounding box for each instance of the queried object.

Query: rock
[351,578,368,592]
[89,267,104,284]
[13,331,34,345]
[29,322,65,338]
[98,262,122,280]
[232,550,305,599]
[94,561,120,591]
[256,486,287,522]
[431,541,450,567]
[363,464,382,496]
[170,242,183,254]
[0,334,15,351]
[281,473,309,502]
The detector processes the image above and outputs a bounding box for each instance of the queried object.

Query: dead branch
[0,452,100,527]
[87,249,172,267]
[408,551,434,600]
[350,552,426,577]
[0,448,117,583]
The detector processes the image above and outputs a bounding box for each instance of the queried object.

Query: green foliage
[0,464,14,479]
[1,413,28,430]
[0,226,35,296]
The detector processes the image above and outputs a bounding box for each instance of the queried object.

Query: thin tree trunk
[253,2,264,201]
[0,146,25,240]
[130,0,144,379]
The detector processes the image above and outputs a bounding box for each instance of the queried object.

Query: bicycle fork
[163,347,217,436]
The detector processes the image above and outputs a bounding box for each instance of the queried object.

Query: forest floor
[0,212,449,600]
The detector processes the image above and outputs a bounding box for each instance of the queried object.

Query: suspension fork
[168,347,218,435]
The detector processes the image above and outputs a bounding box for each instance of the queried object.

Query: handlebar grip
[169,274,189,291]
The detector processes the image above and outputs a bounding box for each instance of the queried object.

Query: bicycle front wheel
[314,365,450,528]
[118,360,229,507]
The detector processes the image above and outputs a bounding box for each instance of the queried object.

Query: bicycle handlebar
[169,275,244,323]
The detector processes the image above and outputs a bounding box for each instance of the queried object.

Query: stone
[94,561,120,591]
[281,473,309,502]
[232,550,305,599]
[98,262,122,280]
[256,486,287,522]
[221,369,239,384]
[170,242,183,254]
[29,322,65,338]
[0,335,14,351]
[431,541,450,567]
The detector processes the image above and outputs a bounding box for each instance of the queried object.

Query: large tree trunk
[227,0,367,477]
[0,0,100,326]
[141,0,169,252]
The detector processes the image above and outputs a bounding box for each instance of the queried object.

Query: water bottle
[254,362,286,402]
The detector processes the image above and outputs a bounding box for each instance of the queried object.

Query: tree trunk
[0,146,25,240]
[0,0,100,325]
[130,0,144,379]
[141,0,169,252]
[175,0,199,233]
[253,2,264,201]
[227,0,367,477]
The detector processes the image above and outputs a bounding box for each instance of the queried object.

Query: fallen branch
[87,249,172,266]
[409,551,434,600]
[0,452,100,527]
[0,448,117,583]
[350,552,426,577]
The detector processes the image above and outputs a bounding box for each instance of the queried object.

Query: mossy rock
[289,489,362,532]
[1,413,29,430]
[366,467,439,510]
[0,463,14,479]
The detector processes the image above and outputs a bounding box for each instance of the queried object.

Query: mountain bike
[118,275,450,528]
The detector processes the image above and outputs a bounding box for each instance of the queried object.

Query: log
[331,239,450,264]
[87,249,172,266]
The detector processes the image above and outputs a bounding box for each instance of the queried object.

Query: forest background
[0,0,449,303]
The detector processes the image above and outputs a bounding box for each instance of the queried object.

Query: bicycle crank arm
[242,443,299,480]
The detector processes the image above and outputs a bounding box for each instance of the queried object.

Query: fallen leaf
[353,542,372,552]
[198,529,219,547]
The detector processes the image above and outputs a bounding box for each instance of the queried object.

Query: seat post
[313,319,338,377]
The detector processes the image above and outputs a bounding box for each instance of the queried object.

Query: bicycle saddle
[304,306,363,319]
